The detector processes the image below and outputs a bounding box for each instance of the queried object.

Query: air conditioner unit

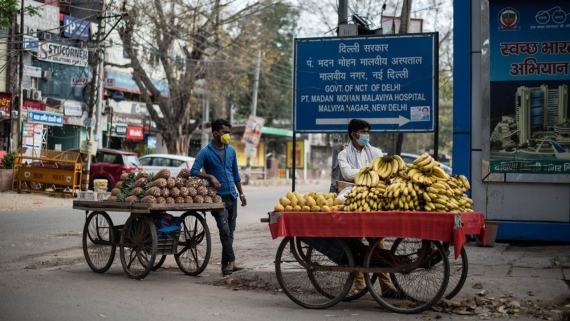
[12,110,18,118]
[32,90,42,101]
[23,88,33,100]
[42,70,52,80]
[39,32,52,41]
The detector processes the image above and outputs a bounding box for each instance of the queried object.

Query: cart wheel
[175,211,211,276]
[152,255,167,271]
[275,237,354,309]
[82,211,115,273]
[119,215,157,279]
[364,238,449,314]
[440,242,468,300]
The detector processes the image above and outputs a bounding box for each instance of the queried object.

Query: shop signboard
[489,1,570,175]
[0,93,12,119]
[111,124,127,137]
[126,126,144,140]
[23,65,41,78]
[37,42,88,67]
[63,100,83,117]
[286,140,304,169]
[23,36,39,51]
[27,110,63,126]
[294,33,437,133]
[63,15,90,41]
[229,141,266,167]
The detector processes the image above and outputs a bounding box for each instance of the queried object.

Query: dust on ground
[0,190,73,211]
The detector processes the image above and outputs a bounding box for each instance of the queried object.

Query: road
[6,181,429,321]
[0,181,561,321]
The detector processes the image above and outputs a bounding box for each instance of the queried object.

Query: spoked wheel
[364,238,449,314]
[275,237,355,309]
[175,211,211,276]
[152,255,167,271]
[119,215,157,279]
[82,211,116,273]
[441,242,468,300]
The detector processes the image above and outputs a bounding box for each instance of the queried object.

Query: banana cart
[73,200,224,280]
[264,210,486,314]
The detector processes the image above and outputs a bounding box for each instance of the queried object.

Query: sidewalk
[219,235,570,319]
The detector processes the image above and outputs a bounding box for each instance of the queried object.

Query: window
[139,157,152,166]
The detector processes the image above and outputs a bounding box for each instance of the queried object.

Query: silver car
[138,154,196,176]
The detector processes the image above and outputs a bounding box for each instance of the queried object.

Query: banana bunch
[370,155,406,179]
[422,180,473,212]
[354,166,381,187]
[383,181,422,211]
[343,185,384,211]
[407,153,450,185]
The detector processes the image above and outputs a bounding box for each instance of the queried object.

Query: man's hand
[210,176,221,189]
[239,195,247,206]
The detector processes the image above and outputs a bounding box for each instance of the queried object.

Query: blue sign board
[106,71,170,97]
[294,33,437,133]
[63,15,90,41]
[111,124,127,137]
[27,110,63,126]
[147,136,157,149]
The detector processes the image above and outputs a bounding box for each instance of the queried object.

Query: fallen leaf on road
[472,282,483,289]
[477,290,488,296]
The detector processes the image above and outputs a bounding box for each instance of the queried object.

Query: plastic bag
[336,184,354,204]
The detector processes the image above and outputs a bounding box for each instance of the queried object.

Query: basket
[156,229,181,255]
[97,192,111,201]
[76,191,97,201]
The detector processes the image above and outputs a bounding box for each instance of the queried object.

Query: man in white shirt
[337,119,383,182]
[336,119,399,299]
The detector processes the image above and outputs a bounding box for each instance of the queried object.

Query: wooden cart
[73,200,224,280]
[264,210,486,314]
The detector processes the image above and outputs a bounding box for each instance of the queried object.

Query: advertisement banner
[0,93,12,119]
[241,115,265,147]
[37,42,88,67]
[22,122,43,149]
[489,1,570,174]
[23,65,41,78]
[286,141,304,169]
[229,141,265,167]
[16,0,59,32]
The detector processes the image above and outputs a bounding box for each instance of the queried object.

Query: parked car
[138,154,195,176]
[68,148,143,191]
[399,152,453,175]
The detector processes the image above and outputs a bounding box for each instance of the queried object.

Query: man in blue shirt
[190,118,247,276]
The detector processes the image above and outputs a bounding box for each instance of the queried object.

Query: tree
[112,0,299,155]
[0,0,40,29]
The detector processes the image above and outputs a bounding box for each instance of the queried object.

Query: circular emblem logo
[498,7,520,30]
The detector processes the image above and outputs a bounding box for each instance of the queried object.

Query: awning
[261,127,296,137]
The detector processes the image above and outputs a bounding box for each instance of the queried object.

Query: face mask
[356,134,369,147]
[220,133,231,144]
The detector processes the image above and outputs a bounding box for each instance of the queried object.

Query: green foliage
[0,1,41,29]
[1,151,16,169]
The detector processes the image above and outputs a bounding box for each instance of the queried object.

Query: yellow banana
[459,175,471,190]
[413,153,430,165]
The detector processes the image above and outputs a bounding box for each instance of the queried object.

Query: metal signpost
[291,33,438,188]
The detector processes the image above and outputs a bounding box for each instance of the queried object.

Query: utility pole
[338,0,348,25]
[391,0,412,157]
[11,0,25,153]
[82,0,106,191]
[244,50,261,185]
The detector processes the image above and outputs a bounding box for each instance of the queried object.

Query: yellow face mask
[220,133,231,144]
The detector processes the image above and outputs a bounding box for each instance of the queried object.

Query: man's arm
[190,148,222,189]
[231,149,246,206]
[338,149,359,181]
